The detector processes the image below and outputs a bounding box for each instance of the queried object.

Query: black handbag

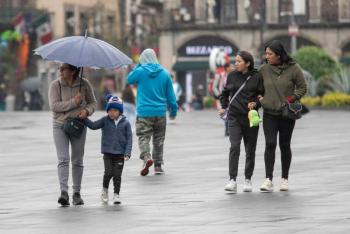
[269,71,303,120]
[58,82,85,137]
[63,118,85,138]
[281,102,302,120]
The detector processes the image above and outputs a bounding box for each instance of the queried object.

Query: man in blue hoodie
[128,48,178,176]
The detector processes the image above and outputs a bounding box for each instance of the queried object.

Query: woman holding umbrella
[49,63,97,206]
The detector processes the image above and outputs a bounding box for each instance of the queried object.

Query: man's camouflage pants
[136,116,166,165]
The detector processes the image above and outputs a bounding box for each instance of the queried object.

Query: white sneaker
[243,179,253,192]
[224,179,237,193]
[260,178,273,192]
[101,188,108,203]
[113,194,121,204]
[280,178,289,191]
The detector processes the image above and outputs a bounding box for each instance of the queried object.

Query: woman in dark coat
[219,51,264,193]
[258,40,307,192]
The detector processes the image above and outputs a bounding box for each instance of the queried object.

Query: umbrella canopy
[34,35,132,69]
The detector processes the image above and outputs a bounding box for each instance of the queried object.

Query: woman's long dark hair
[237,50,254,71]
[265,40,294,64]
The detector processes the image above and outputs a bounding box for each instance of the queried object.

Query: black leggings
[103,154,124,194]
[263,113,295,180]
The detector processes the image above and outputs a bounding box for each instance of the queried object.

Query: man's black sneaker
[58,191,70,207]
[154,166,165,175]
[72,192,84,205]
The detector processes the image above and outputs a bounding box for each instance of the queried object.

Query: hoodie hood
[139,48,158,64]
[139,63,163,78]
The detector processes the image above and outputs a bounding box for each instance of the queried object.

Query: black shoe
[154,164,165,175]
[58,191,70,207]
[72,192,84,205]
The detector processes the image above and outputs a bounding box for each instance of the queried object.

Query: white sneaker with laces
[243,179,253,192]
[113,193,121,204]
[101,188,108,203]
[224,179,237,193]
[280,178,289,191]
[260,178,273,192]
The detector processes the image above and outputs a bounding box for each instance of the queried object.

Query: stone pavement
[0,110,349,234]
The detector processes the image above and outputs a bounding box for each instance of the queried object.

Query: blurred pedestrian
[258,40,307,192]
[191,85,204,110]
[48,63,97,206]
[171,74,183,110]
[121,84,136,129]
[222,63,236,136]
[127,48,178,176]
[84,94,132,205]
[219,51,264,193]
[99,75,117,110]
[29,90,43,110]
[0,83,6,111]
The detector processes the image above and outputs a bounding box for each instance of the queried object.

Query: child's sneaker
[243,179,253,192]
[101,188,108,203]
[224,179,237,193]
[260,178,273,193]
[280,178,289,191]
[154,165,164,175]
[140,158,153,176]
[113,194,121,204]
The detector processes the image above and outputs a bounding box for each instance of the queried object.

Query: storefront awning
[172,61,209,71]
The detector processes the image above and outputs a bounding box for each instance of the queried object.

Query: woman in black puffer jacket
[219,51,264,193]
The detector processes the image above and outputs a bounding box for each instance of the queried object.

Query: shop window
[80,12,88,35]
[321,0,338,23]
[65,9,75,36]
[220,0,237,24]
[309,0,321,23]
[339,0,350,22]
[279,0,307,24]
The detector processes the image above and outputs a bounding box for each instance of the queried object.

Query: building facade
[159,0,350,100]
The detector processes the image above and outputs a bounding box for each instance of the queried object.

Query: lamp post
[281,0,299,54]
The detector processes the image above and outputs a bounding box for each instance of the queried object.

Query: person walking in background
[99,75,117,110]
[171,74,183,110]
[121,84,136,129]
[84,94,132,205]
[127,48,178,176]
[258,40,307,192]
[48,63,97,206]
[222,63,236,137]
[219,51,264,193]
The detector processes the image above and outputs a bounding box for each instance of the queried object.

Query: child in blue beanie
[84,94,132,205]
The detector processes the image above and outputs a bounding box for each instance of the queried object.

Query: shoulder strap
[227,75,251,108]
[58,80,62,101]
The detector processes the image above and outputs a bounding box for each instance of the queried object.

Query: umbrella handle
[79,67,84,92]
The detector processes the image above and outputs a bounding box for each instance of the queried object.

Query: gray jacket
[48,78,97,124]
[84,115,132,157]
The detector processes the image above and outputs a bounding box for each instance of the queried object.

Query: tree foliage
[293,46,340,80]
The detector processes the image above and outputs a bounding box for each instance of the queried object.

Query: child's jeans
[103,153,124,194]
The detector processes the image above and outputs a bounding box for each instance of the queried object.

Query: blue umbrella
[34,34,132,69]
